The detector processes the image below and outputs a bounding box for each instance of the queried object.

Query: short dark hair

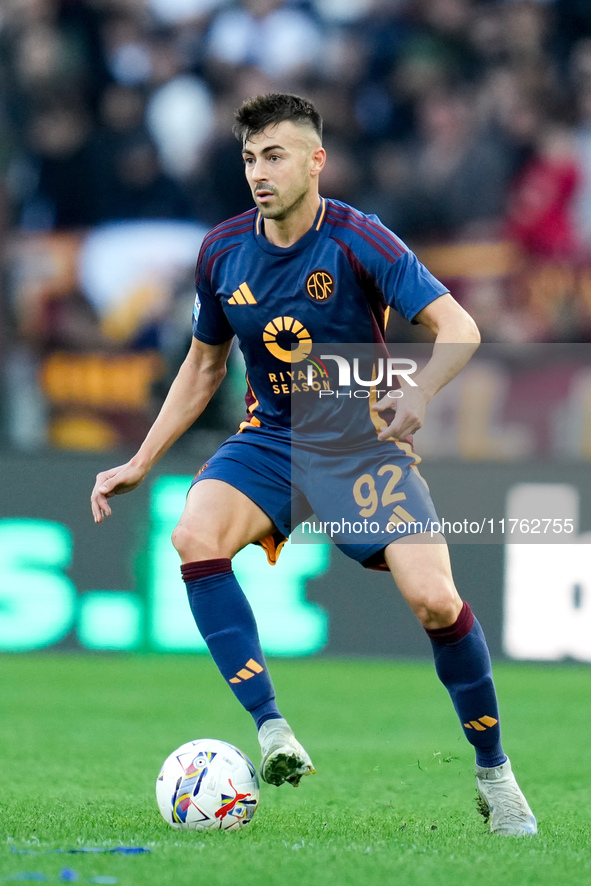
[233,93,323,144]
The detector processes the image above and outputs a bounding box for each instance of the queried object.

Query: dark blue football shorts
[190,425,440,568]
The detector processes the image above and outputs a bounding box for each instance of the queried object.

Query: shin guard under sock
[426,602,506,768]
[181,559,282,729]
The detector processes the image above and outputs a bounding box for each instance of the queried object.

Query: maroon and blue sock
[181,559,282,729]
[426,602,507,769]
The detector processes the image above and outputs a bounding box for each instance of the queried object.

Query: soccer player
[90,93,536,836]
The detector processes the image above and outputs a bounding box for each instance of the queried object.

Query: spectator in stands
[392,88,514,241]
[505,123,581,257]
[204,0,324,82]
[19,100,95,230]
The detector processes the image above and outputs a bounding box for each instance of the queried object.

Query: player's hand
[372,386,428,441]
[90,461,148,523]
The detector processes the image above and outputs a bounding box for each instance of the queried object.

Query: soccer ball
[156,738,260,831]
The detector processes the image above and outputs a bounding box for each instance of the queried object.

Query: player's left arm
[373,293,480,441]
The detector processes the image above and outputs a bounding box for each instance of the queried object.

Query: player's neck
[262,194,321,248]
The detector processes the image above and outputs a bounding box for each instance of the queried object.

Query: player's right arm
[90,336,232,523]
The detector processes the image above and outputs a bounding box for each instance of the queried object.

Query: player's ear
[310,146,326,178]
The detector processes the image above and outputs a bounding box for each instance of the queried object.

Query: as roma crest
[306,269,334,302]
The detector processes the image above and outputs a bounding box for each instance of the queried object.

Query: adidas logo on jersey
[228,283,257,305]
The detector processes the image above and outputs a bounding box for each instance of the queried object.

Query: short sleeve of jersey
[192,252,234,345]
[347,211,448,322]
[384,249,449,323]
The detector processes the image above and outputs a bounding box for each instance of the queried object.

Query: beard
[255,183,308,221]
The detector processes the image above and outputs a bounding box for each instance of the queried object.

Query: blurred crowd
[2,0,591,451]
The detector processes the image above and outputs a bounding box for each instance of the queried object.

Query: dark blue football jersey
[192,198,449,436]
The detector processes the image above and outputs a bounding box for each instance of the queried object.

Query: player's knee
[411,584,462,630]
[171,521,194,558]
[171,520,223,562]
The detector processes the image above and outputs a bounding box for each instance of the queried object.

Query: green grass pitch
[0,654,589,886]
